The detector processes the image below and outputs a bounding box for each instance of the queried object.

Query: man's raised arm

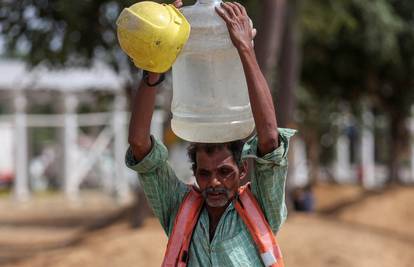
[128,0,183,161]
[128,72,162,161]
[216,2,279,155]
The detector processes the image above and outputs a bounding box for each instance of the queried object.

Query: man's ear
[239,160,248,180]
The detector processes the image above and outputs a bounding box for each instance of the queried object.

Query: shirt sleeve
[125,136,189,234]
[242,128,296,233]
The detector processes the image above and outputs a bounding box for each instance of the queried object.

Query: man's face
[195,148,246,208]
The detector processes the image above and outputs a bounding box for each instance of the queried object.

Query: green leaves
[300,0,413,102]
[0,0,136,67]
[301,0,358,43]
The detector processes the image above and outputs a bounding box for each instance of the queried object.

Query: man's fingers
[172,0,183,8]
[227,2,242,17]
[234,2,247,16]
[215,5,231,23]
[220,2,237,19]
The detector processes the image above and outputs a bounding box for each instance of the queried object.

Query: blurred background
[0,0,413,266]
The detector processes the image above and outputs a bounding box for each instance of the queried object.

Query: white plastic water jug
[171,0,254,143]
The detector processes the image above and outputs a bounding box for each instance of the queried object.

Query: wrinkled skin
[195,148,247,217]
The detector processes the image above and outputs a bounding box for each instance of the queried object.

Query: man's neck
[206,202,230,242]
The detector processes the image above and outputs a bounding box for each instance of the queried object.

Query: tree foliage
[0,0,259,68]
[2,0,414,180]
[299,0,414,181]
[0,0,137,67]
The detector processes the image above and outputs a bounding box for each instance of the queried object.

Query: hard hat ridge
[117,1,190,73]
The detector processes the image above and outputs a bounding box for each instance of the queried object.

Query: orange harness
[162,185,285,267]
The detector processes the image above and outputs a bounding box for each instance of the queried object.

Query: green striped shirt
[126,128,295,266]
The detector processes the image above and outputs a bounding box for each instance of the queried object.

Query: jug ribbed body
[171,0,254,143]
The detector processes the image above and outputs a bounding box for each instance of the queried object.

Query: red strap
[162,185,284,267]
[162,188,203,267]
[235,185,285,267]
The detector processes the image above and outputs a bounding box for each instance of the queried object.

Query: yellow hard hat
[116,1,190,73]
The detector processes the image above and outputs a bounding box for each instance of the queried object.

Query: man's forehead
[196,148,236,168]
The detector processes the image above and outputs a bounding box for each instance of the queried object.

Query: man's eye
[219,168,233,177]
[198,171,210,177]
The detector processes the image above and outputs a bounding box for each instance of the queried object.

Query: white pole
[361,107,376,189]
[13,90,30,201]
[335,117,351,183]
[63,93,79,200]
[335,135,351,183]
[113,93,131,203]
[289,137,309,187]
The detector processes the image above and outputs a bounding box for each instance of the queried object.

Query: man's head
[187,141,247,208]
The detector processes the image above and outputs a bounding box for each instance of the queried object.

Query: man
[126,1,295,266]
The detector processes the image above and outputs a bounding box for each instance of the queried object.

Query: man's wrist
[148,73,160,84]
[237,44,256,59]
[143,71,165,87]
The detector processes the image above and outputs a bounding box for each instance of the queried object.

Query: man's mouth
[202,187,231,208]
[202,187,229,199]
[207,192,225,199]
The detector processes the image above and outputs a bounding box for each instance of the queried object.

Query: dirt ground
[1,184,413,267]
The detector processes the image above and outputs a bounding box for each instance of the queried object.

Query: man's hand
[217,2,278,154]
[172,0,183,8]
[216,2,257,52]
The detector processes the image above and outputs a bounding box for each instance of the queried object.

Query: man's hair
[187,140,245,174]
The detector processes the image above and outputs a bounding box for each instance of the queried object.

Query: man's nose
[208,175,221,188]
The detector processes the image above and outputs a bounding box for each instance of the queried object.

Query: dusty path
[1,185,413,267]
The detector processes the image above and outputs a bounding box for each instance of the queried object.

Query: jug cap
[198,0,222,4]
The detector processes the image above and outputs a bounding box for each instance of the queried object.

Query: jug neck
[197,0,222,4]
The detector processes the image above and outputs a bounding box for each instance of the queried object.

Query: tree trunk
[388,113,406,184]
[276,0,301,128]
[306,130,320,184]
[254,0,287,85]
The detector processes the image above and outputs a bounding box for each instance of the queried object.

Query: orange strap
[162,185,284,267]
[161,187,203,267]
[235,185,285,267]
